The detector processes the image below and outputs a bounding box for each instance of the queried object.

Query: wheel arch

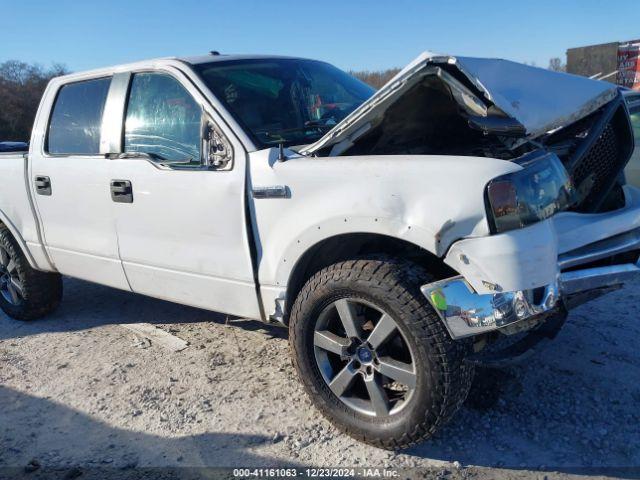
[0,211,39,270]
[283,232,457,321]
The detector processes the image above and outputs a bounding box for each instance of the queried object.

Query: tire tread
[289,255,473,449]
[0,224,62,321]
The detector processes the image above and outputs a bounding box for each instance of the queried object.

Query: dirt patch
[1,277,639,478]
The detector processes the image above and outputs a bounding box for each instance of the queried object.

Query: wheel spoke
[6,259,16,274]
[314,330,350,357]
[329,362,357,397]
[6,282,20,304]
[10,277,23,296]
[315,297,417,418]
[335,299,360,338]
[364,375,390,416]
[0,247,8,267]
[377,357,416,389]
[366,314,397,349]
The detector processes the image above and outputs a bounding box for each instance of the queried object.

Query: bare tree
[548,57,566,72]
[0,61,68,142]
[350,68,401,89]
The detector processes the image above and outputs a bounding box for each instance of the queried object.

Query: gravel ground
[1,277,639,479]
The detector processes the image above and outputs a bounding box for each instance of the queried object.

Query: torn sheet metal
[301,51,618,156]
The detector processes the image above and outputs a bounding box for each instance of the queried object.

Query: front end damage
[417,70,636,347]
[421,184,640,357]
[303,52,634,215]
[422,258,640,341]
[421,278,560,340]
[303,52,638,350]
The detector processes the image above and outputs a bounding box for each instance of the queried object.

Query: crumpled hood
[301,51,619,156]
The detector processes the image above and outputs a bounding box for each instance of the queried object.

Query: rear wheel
[0,225,62,321]
[289,256,473,449]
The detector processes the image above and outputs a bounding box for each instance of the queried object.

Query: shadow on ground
[0,277,287,342]
[0,385,298,473]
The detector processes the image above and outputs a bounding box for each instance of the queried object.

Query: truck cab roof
[49,54,314,85]
[180,53,313,65]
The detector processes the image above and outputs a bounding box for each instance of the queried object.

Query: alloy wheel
[0,245,23,306]
[313,298,417,417]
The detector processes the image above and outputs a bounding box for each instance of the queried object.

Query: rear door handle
[34,176,51,196]
[110,179,133,203]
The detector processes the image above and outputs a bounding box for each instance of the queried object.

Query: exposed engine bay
[332,71,529,160]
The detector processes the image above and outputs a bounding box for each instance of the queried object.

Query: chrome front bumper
[423,250,640,340]
[422,277,560,339]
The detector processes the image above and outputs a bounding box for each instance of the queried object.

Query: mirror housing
[202,114,233,170]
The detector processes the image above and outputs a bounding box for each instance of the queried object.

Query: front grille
[570,99,634,213]
[573,122,621,208]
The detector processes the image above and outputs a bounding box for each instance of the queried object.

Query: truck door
[107,69,261,318]
[29,76,130,290]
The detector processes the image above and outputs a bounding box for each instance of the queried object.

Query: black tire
[289,256,473,449]
[0,224,62,321]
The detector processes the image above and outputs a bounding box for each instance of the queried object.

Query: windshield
[194,58,375,149]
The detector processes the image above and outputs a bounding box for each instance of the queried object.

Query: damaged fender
[248,148,522,317]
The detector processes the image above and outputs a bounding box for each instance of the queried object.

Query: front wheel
[289,256,473,449]
[0,225,62,321]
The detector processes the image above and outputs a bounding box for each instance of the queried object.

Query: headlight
[485,151,576,234]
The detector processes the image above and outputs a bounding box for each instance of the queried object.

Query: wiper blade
[261,123,334,138]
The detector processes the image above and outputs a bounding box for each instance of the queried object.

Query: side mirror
[202,115,233,170]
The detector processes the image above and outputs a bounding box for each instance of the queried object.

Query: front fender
[270,216,435,288]
[249,149,522,288]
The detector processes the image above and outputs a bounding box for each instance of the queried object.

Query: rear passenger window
[47,77,111,155]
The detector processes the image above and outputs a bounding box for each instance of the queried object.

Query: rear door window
[47,77,111,155]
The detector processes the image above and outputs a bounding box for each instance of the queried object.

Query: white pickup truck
[0,52,637,448]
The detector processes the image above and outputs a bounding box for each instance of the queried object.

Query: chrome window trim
[100,72,131,155]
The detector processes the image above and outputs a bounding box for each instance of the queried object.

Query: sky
[1,0,639,73]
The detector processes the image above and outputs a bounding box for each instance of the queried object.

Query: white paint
[103,63,260,318]
[0,155,49,270]
[1,60,262,318]
[0,54,637,325]
[248,149,521,285]
[29,155,131,290]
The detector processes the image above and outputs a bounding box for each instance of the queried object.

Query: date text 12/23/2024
[233,468,400,478]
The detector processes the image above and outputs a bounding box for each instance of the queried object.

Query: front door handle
[110,180,133,203]
[34,176,52,196]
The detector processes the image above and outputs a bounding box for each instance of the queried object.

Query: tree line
[350,68,401,89]
[0,61,68,142]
